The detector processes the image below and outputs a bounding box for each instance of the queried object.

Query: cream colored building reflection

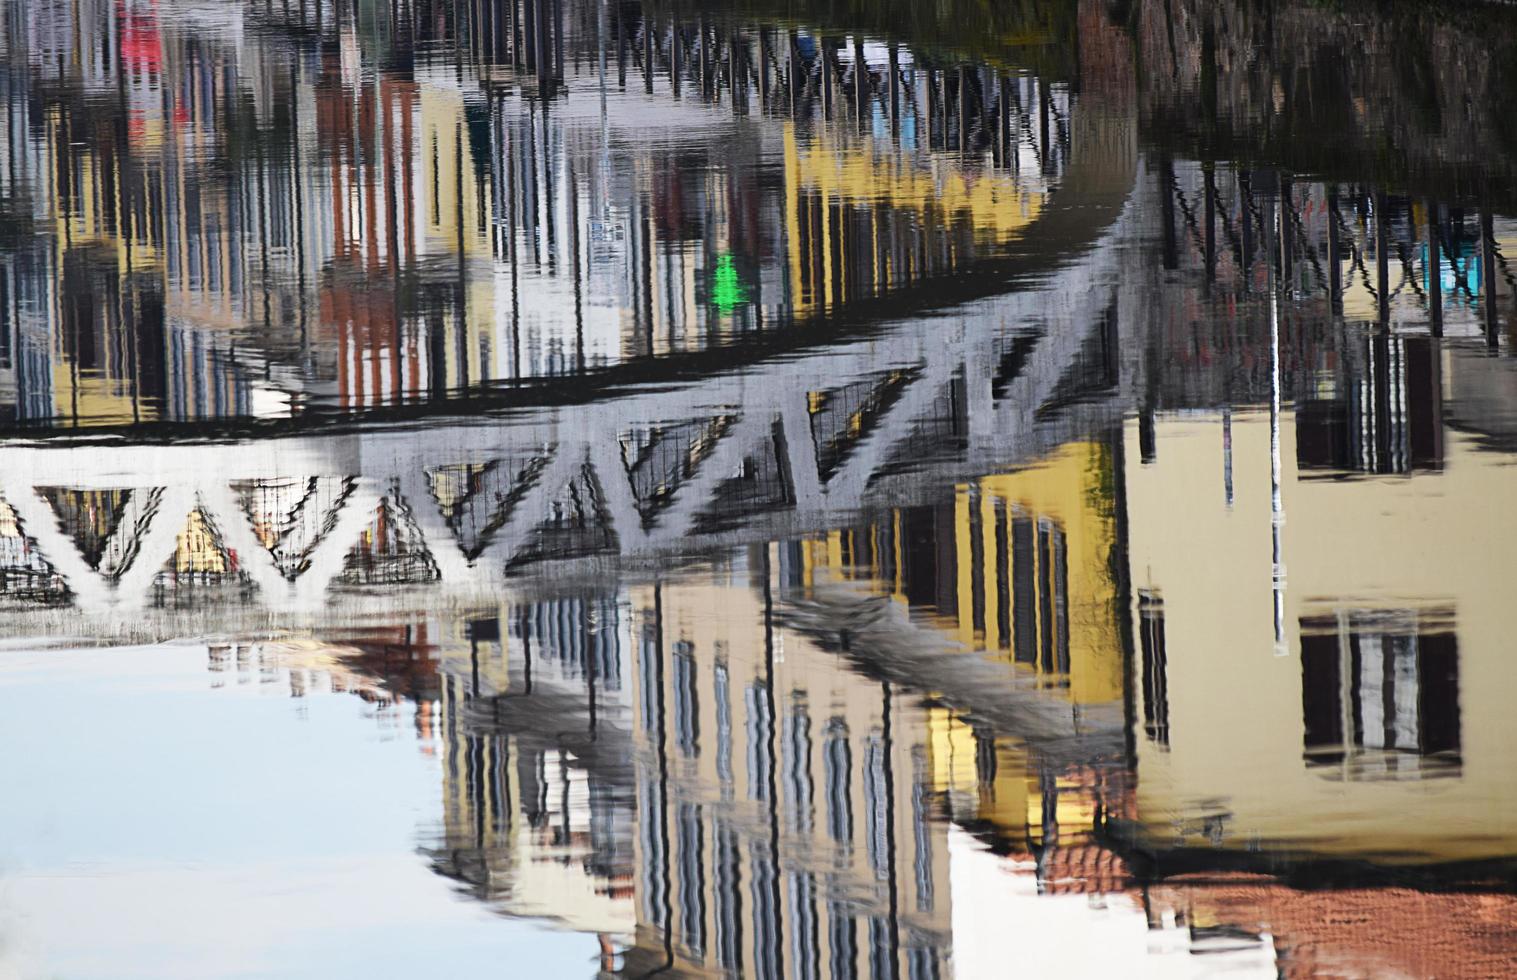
[424,597,637,939]
[252,602,639,940]
[626,558,951,978]
[1124,361,1517,863]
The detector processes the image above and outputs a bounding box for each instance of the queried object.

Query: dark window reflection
[1012,515,1037,666]
[751,841,781,980]
[829,897,856,980]
[786,695,815,833]
[869,915,892,979]
[639,622,659,733]
[1038,519,1071,674]
[673,641,699,757]
[513,595,623,689]
[747,680,775,803]
[993,500,1010,651]
[864,733,889,880]
[790,871,821,980]
[715,820,743,972]
[715,659,734,795]
[1301,612,1461,779]
[677,801,706,957]
[1297,335,1443,475]
[912,749,935,915]
[825,718,854,848]
[0,269,11,373]
[1139,591,1170,748]
[908,944,942,980]
[638,761,669,931]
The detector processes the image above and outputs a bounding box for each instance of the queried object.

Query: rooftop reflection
[5,0,1517,976]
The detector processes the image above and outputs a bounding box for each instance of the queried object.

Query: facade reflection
[174,385,1517,975]
[0,0,1077,429]
[625,572,950,978]
[5,0,1517,977]
[1122,408,1517,868]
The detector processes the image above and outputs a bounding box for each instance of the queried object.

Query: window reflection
[750,840,781,980]
[1296,335,1443,475]
[825,718,854,850]
[1139,590,1170,749]
[1300,612,1461,780]
[673,641,699,758]
[715,819,743,973]
[789,870,821,980]
[677,801,706,958]
[786,694,815,834]
[747,680,775,804]
[828,897,857,980]
[716,659,735,795]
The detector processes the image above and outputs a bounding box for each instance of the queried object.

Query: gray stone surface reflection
[5,0,1517,977]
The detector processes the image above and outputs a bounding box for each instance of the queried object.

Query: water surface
[5,0,1517,976]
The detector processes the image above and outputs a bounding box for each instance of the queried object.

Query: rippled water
[5,0,1517,976]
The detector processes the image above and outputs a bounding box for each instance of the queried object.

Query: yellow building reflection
[801,439,1125,705]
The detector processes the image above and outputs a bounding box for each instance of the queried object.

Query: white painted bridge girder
[0,201,1134,618]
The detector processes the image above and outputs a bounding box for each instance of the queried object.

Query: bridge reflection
[181,391,1517,975]
[8,1,1517,975]
[4,1,1517,626]
[0,0,1143,617]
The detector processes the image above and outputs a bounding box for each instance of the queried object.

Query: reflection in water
[6,0,1517,976]
[0,0,1076,429]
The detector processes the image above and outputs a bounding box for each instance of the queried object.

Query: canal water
[3,0,1517,976]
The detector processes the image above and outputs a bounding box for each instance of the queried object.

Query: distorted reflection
[6,0,1517,976]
